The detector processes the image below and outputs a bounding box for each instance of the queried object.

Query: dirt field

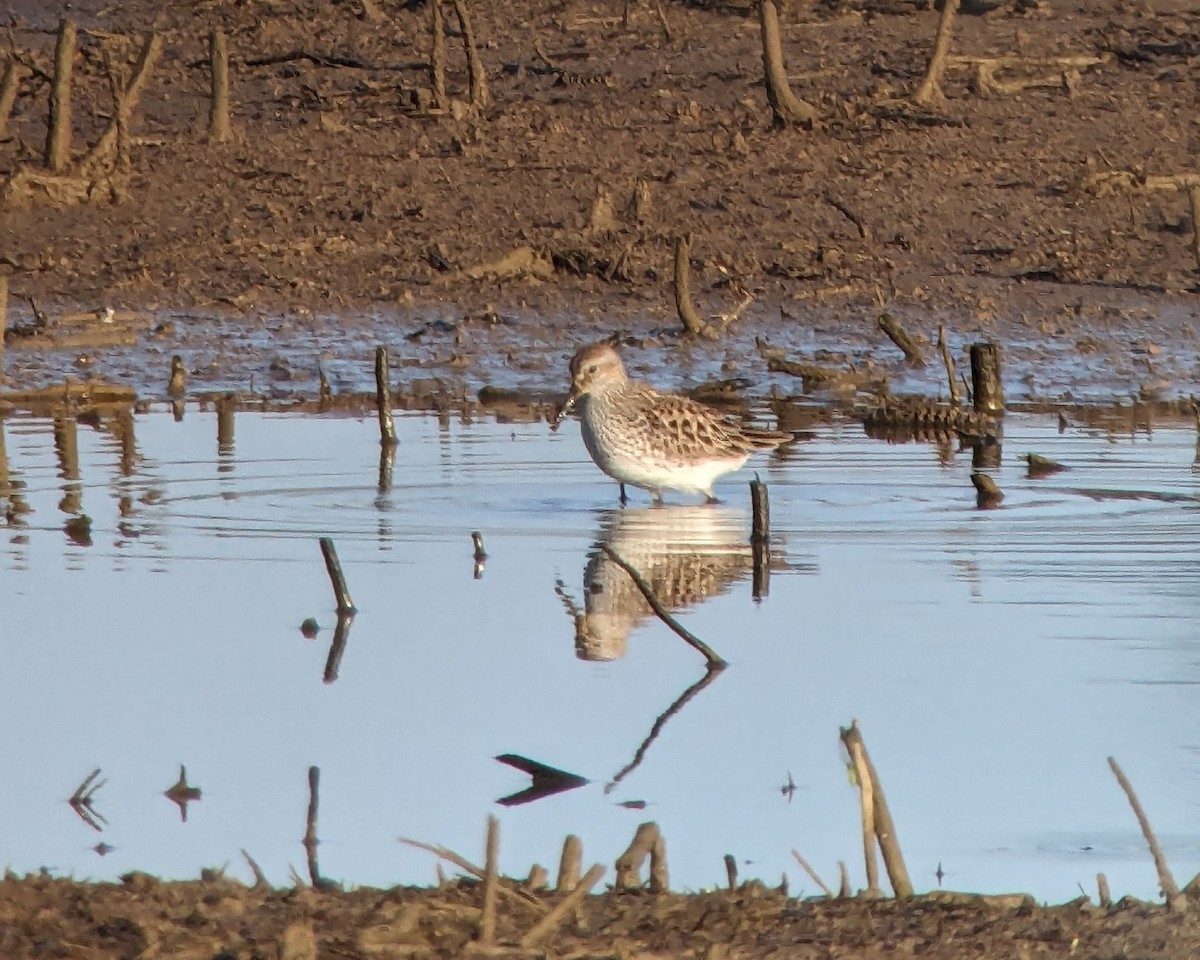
[1,0,1199,404]
[3,0,1200,953]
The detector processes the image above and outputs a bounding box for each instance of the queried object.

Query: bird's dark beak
[553,385,581,425]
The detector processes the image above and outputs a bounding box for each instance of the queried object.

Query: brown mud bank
[2,0,1200,405]
[6,871,1200,960]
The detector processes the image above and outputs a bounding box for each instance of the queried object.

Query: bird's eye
[586,364,597,374]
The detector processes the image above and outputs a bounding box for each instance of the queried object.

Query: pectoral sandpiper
[555,342,792,504]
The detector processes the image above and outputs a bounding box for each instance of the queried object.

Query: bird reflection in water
[557,504,758,663]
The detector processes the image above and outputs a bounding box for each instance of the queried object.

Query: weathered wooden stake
[208,30,231,142]
[673,234,717,339]
[0,61,24,138]
[319,537,356,614]
[479,815,499,944]
[216,393,235,456]
[791,849,833,897]
[304,766,323,887]
[451,0,489,107]
[1108,756,1187,911]
[0,275,7,382]
[45,19,76,171]
[837,860,851,898]
[374,345,397,446]
[1189,185,1200,271]
[80,33,161,174]
[759,0,817,127]
[750,474,770,601]
[471,530,487,579]
[724,853,738,890]
[937,325,961,406]
[971,471,1003,509]
[969,342,1004,414]
[557,835,582,892]
[615,822,668,892]
[168,354,186,398]
[839,720,913,898]
[430,0,447,108]
[1097,872,1112,908]
[914,0,960,106]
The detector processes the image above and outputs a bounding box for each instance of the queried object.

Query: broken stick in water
[601,544,726,668]
[374,346,397,446]
[937,325,961,405]
[750,474,770,601]
[319,537,356,614]
[472,530,487,578]
[840,720,913,898]
[878,313,926,365]
[673,234,717,340]
[970,471,1003,509]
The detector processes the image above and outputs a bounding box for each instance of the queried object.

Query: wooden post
[839,720,913,898]
[216,393,235,458]
[303,766,322,887]
[0,61,24,138]
[937,325,961,406]
[1189,185,1200,272]
[969,342,1004,414]
[556,835,582,892]
[0,275,6,383]
[913,0,960,106]
[478,815,499,944]
[45,19,76,171]
[375,346,397,445]
[758,0,817,127]
[750,475,770,601]
[208,30,231,142]
[673,234,716,339]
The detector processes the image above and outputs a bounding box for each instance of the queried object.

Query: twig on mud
[398,837,547,910]
[80,32,162,176]
[791,849,833,897]
[521,864,605,948]
[241,849,270,889]
[1108,756,1187,911]
[600,544,726,667]
[824,194,870,241]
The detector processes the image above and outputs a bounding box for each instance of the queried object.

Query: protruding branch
[758,0,817,127]
[319,537,356,615]
[1108,756,1187,911]
[451,0,489,107]
[913,0,960,106]
[208,30,231,142]
[45,19,76,172]
[673,234,717,340]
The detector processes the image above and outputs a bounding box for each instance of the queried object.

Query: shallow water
[1,406,1199,902]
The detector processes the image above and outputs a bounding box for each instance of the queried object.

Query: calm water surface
[1,407,1199,902]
